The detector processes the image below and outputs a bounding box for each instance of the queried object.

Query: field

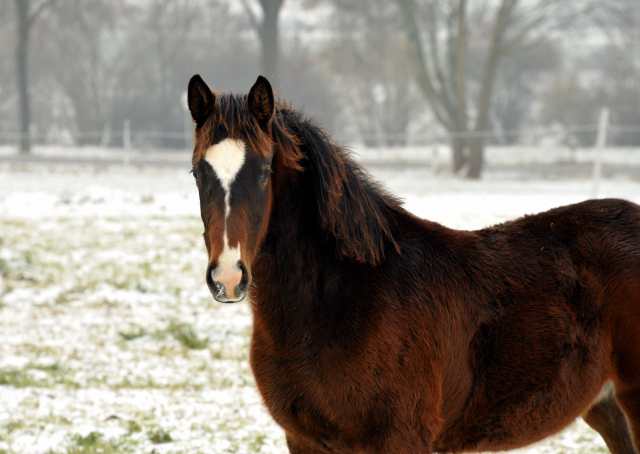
[1,150,639,454]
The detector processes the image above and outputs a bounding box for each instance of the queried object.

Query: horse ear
[248,75,274,128]
[188,74,215,128]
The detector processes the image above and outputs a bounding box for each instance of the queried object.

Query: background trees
[323,0,429,147]
[241,0,285,83]
[0,0,638,176]
[13,0,56,154]
[394,0,602,177]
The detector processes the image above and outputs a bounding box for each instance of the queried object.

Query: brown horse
[187,74,640,454]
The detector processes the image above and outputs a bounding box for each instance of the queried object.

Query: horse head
[187,75,286,303]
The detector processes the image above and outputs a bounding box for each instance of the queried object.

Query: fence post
[123,119,131,170]
[181,91,192,150]
[372,84,387,148]
[99,122,111,148]
[591,107,610,199]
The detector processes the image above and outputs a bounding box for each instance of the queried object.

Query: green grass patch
[0,362,74,388]
[125,420,142,436]
[148,427,172,444]
[120,321,209,350]
[167,322,209,350]
[118,327,147,341]
[248,431,268,452]
[64,431,125,454]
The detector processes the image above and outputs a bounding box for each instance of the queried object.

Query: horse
[186,74,640,454]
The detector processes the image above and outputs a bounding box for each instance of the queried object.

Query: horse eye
[260,167,272,182]
[191,169,200,183]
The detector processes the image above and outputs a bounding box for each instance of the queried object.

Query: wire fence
[2,124,640,149]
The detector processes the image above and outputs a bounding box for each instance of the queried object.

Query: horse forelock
[192,94,302,171]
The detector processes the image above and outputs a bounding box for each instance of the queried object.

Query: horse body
[250,167,636,453]
[187,74,640,454]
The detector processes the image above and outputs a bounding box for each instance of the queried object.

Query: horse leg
[611,316,640,454]
[583,383,636,454]
[615,385,640,454]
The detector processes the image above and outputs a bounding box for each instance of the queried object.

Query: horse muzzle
[206,260,249,303]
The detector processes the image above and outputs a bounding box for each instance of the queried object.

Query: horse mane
[276,107,403,266]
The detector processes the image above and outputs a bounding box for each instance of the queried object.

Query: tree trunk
[452,136,466,172]
[452,0,467,173]
[466,136,483,178]
[466,0,516,179]
[15,0,31,155]
[259,0,283,83]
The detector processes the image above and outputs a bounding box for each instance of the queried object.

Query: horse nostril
[206,262,219,289]
[238,261,249,287]
[210,262,221,279]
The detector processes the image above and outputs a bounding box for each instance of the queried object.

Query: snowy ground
[1,149,638,454]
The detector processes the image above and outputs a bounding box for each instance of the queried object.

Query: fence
[2,123,640,150]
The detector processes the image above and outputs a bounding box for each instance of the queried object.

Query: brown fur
[188,75,640,454]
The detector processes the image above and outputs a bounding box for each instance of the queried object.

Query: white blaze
[205,139,246,289]
[205,138,246,218]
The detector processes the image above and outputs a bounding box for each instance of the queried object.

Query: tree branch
[240,0,261,33]
[396,0,452,129]
[430,4,454,117]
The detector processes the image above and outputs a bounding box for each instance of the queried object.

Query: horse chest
[250,334,374,413]
[249,318,445,453]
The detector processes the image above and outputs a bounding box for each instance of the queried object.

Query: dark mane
[277,107,403,265]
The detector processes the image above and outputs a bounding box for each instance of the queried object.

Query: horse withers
[187,74,640,454]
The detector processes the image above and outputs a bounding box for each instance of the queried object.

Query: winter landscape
[2,0,639,451]
[1,145,638,454]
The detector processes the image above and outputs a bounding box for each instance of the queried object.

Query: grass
[64,432,125,454]
[0,190,282,452]
[125,420,142,436]
[247,432,268,452]
[147,428,172,444]
[119,321,209,350]
[0,362,71,388]
[107,376,205,391]
[118,327,147,341]
[166,322,209,350]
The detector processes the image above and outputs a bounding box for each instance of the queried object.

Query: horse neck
[250,157,390,352]
[249,122,403,345]
[251,166,325,323]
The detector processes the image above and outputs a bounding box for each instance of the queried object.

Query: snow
[1,150,638,453]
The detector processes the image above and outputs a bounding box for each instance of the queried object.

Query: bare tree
[34,0,122,145]
[14,0,55,154]
[318,0,430,146]
[396,0,589,178]
[240,0,285,82]
[328,7,426,146]
[534,0,640,146]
